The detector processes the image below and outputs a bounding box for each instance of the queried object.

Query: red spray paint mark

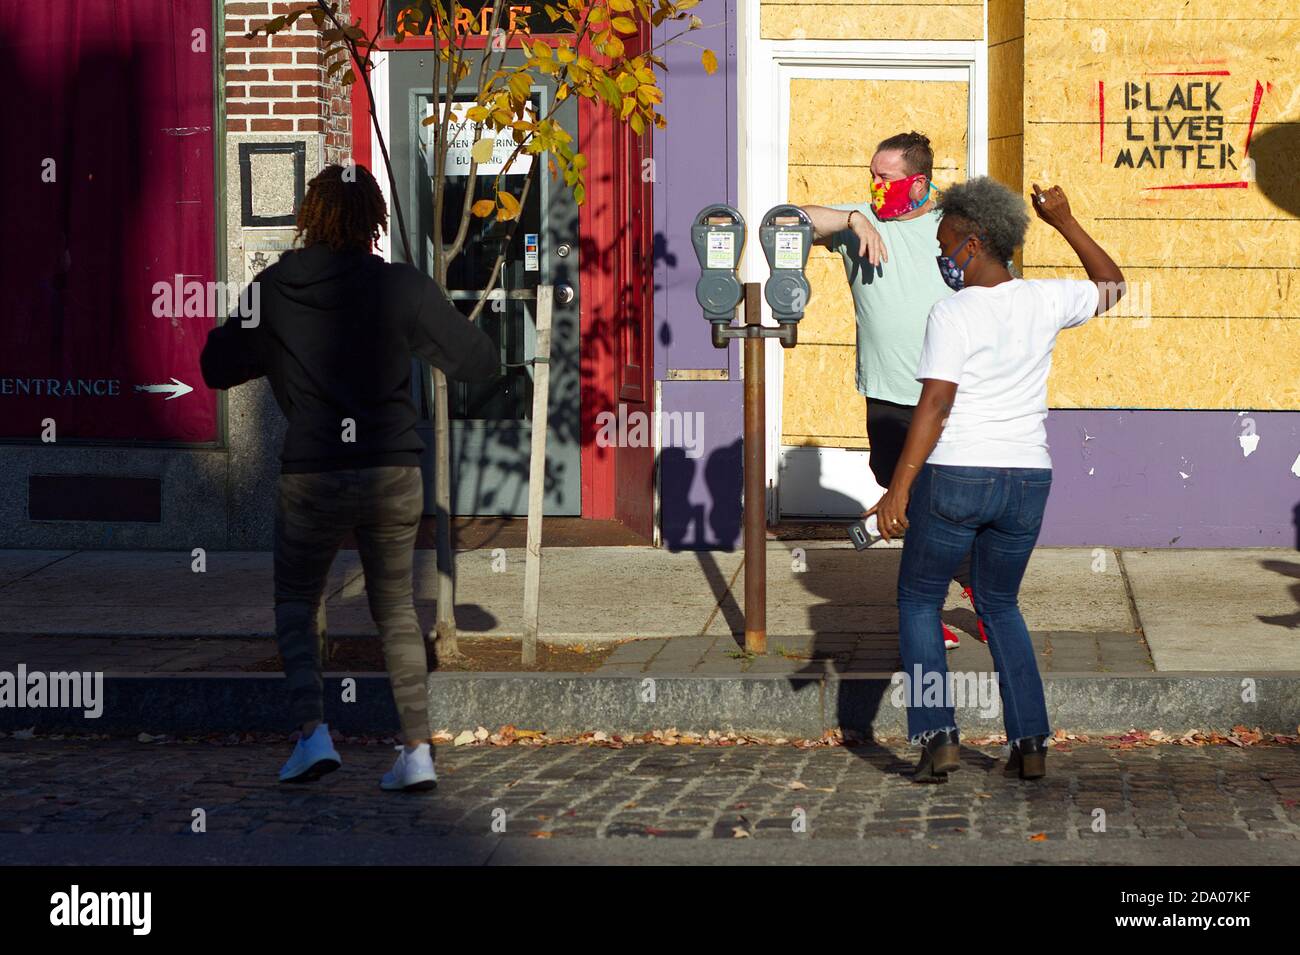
[1098,81,1105,162]
[1243,80,1265,157]
[1144,70,1231,76]
[1143,181,1249,191]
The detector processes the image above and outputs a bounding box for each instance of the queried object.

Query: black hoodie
[200,243,498,473]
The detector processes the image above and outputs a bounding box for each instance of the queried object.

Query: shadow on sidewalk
[1256,502,1300,629]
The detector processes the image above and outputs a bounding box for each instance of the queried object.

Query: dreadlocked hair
[295,163,388,252]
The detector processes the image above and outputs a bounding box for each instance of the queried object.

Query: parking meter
[758,205,813,323]
[692,204,746,324]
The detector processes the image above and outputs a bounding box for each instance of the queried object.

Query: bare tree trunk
[431,365,457,656]
[428,0,510,661]
[428,4,465,661]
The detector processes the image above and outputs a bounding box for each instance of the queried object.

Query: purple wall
[1041,410,1300,548]
[653,1,742,550]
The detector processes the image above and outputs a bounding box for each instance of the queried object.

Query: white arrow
[134,378,193,400]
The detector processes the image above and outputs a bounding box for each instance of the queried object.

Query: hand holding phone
[848,513,882,550]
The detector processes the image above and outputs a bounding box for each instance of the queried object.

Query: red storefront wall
[0,1,217,444]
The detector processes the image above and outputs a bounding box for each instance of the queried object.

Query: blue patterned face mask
[936,235,978,291]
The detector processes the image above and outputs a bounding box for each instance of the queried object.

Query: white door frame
[738,0,988,520]
[370,50,394,263]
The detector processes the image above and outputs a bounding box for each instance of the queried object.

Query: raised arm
[199,293,267,391]
[410,274,500,382]
[1031,183,1125,315]
[799,204,888,267]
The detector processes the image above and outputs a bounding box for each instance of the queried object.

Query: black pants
[866,397,972,591]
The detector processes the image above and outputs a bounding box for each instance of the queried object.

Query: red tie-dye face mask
[870,173,928,220]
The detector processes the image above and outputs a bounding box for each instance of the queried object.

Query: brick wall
[222,0,352,164]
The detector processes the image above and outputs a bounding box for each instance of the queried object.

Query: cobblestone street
[1,737,1297,864]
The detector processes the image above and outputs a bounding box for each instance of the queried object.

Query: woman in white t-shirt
[865,177,1125,783]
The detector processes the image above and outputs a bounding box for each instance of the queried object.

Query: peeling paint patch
[1292,453,1300,478]
[1239,434,1259,457]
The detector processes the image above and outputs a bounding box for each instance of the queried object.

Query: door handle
[554,283,575,305]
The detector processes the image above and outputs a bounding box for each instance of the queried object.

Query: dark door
[388,50,581,516]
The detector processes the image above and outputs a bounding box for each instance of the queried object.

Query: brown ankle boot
[1004,735,1047,780]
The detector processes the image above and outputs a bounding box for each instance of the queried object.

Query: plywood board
[784,75,970,444]
[1020,4,1298,410]
[781,343,870,448]
[761,2,983,41]
[1025,0,1299,21]
[797,252,858,346]
[989,36,1025,140]
[787,78,970,173]
[1045,314,1300,410]
[989,135,1025,194]
[989,0,1026,46]
[1021,265,1296,319]
[1032,218,1299,269]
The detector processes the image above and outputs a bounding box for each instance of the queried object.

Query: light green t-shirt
[828,202,953,406]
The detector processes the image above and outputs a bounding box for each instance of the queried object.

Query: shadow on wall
[659,441,745,636]
[659,441,743,552]
[1249,122,1300,217]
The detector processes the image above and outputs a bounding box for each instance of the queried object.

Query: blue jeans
[897,464,1053,745]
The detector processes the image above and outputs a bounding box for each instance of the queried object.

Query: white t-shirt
[914,278,1100,469]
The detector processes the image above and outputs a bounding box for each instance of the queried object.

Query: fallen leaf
[530,831,552,839]
[732,826,751,839]
[787,780,808,790]
[452,730,476,747]
[1029,833,1048,842]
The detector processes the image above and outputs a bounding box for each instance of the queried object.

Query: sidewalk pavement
[2,543,1298,671]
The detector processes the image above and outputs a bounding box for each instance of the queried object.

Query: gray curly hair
[936,176,1030,264]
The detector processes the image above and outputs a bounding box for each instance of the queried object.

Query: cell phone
[848,514,882,550]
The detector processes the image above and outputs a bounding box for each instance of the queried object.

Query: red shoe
[962,587,989,644]
[942,622,959,650]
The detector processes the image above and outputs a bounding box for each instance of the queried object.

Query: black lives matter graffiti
[1113,81,1237,171]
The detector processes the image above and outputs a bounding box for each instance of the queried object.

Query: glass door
[388,48,582,515]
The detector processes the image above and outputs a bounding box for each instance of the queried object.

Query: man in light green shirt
[799,131,982,650]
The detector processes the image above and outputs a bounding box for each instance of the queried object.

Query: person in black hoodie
[201,163,497,791]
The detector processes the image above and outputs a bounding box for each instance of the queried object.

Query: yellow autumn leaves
[400,0,718,222]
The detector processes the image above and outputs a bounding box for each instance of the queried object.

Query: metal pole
[742,282,766,655]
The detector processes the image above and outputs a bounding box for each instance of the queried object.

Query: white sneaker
[380,742,438,792]
[278,723,342,783]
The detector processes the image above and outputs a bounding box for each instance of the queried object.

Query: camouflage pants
[273,465,429,741]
